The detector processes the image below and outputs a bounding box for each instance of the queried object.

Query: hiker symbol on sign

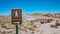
[15,11,18,17]
[11,9,22,24]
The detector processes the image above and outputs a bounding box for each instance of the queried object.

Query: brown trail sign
[11,9,22,34]
[11,9,22,24]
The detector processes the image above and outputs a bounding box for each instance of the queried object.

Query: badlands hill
[0,13,60,34]
[30,13,60,18]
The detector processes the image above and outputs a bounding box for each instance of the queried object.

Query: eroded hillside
[0,14,60,34]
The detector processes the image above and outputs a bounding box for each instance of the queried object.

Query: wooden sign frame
[11,9,22,24]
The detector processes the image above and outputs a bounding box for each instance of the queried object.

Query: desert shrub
[1,24,7,28]
[40,22,44,24]
[55,23,60,26]
[33,25,37,28]
[47,19,53,22]
[50,25,57,28]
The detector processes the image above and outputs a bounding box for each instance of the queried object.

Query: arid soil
[0,13,60,34]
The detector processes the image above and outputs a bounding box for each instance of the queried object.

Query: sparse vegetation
[0,14,60,34]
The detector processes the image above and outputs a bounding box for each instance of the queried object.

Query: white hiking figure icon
[15,11,18,17]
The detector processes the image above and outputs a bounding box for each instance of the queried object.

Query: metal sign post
[11,9,22,34]
[16,23,18,34]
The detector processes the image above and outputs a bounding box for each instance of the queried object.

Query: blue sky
[0,0,60,15]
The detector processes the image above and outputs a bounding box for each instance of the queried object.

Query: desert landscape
[0,13,60,34]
